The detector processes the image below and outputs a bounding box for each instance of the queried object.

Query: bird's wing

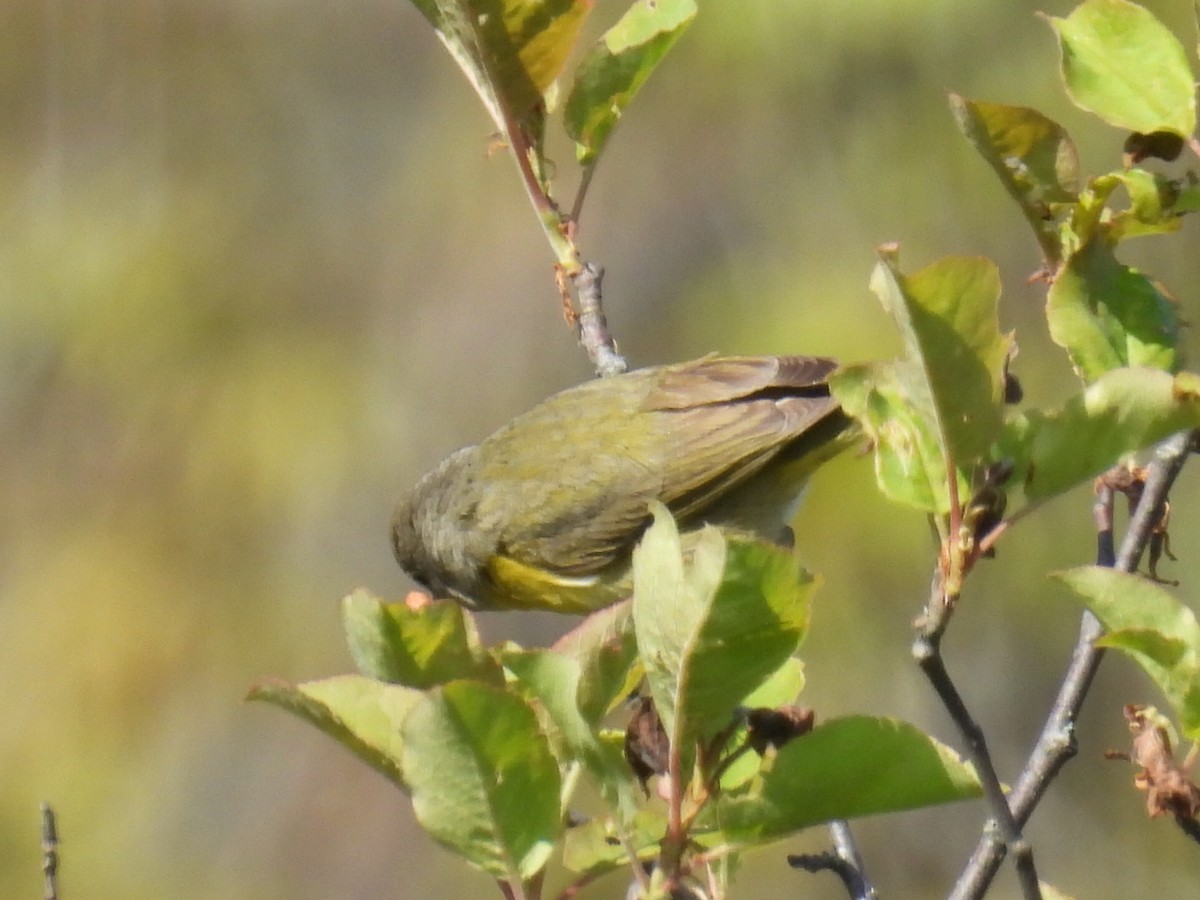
[480,356,841,577]
[646,356,841,521]
[472,375,664,578]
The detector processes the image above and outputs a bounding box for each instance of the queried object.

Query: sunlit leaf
[1005,367,1200,501]
[949,94,1078,260]
[565,0,696,164]
[1059,174,1120,256]
[1045,0,1197,136]
[741,656,805,710]
[869,251,1010,466]
[248,675,422,787]
[341,588,499,688]
[1047,238,1180,382]
[708,716,981,840]
[410,0,592,130]
[1108,167,1184,240]
[1039,882,1080,900]
[718,657,808,791]
[1054,566,1200,736]
[401,680,562,880]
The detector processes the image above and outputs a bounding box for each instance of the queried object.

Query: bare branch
[573,264,627,377]
[788,821,876,899]
[41,803,59,900]
[950,430,1195,899]
[914,630,1042,900]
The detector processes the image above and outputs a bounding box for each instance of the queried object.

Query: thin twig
[949,430,1195,900]
[830,819,878,899]
[1093,481,1116,568]
[569,161,598,228]
[789,822,878,900]
[787,851,863,894]
[573,264,627,377]
[913,629,1042,900]
[41,803,59,900]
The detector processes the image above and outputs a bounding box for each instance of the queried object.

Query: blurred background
[2,0,1199,897]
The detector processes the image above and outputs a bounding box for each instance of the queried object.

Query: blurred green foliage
[2,1,1199,899]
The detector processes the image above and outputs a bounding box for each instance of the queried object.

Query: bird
[391,355,852,613]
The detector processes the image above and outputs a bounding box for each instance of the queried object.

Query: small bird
[391,355,852,613]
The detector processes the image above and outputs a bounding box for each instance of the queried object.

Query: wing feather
[472,356,842,577]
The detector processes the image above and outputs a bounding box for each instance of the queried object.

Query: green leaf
[551,599,640,722]
[500,646,641,820]
[741,656,805,709]
[719,658,808,791]
[1047,238,1181,382]
[1054,567,1200,736]
[949,94,1078,260]
[708,716,981,840]
[564,0,696,164]
[1108,168,1186,240]
[1046,0,1197,137]
[831,361,958,514]
[341,588,498,688]
[1175,178,1200,214]
[1039,882,1081,900]
[1005,367,1200,501]
[1059,174,1121,256]
[401,680,562,881]
[869,250,1011,466]
[247,675,422,788]
[560,807,664,877]
[631,506,813,770]
[410,0,592,130]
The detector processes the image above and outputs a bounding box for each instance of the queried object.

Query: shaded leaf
[401,680,562,880]
[341,588,499,688]
[632,506,813,771]
[1047,238,1181,382]
[560,806,664,877]
[551,599,640,722]
[247,675,422,788]
[1054,567,1200,736]
[501,646,641,820]
[1175,178,1200,214]
[709,716,981,840]
[565,0,696,164]
[1045,0,1196,137]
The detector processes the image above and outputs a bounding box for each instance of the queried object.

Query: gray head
[390,446,494,608]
